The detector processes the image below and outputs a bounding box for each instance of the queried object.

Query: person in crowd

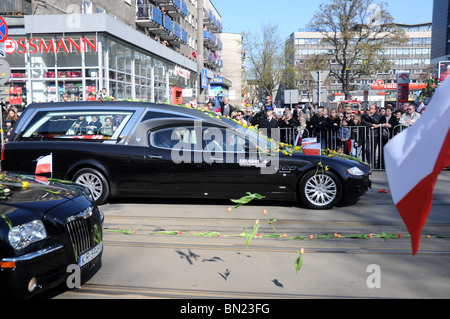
[3,119,13,143]
[243,106,254,124]
[258,105,279,138]
[399,103,421,128]
[204,101,214,111]
[361,104,381,167]
[343,106,355,126]
[326,108,340,149]
[221,97,236,117]
[264,96,275,110]
[250,105,266,127]
[337,115,351,154]
[379,107,386,118]
[294,113,311,146]
[62,94,70,102]
[336,145,344,154]
[213,92,224,110]
[380,105,398,140]
[393,110,403,135]
[5,108,19,126]
[379,105,398,168]
[97,88,108,100]
[349,114,364,159]
[234,110,247,126]
[309,106,328,149]
[137,0,145,17]
[278,108,298,144]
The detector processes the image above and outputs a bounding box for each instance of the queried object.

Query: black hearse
[2,101,371,209]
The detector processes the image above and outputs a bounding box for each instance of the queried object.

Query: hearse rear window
[21,110,134,141]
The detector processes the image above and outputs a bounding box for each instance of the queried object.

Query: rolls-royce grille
[66,218,95,258]
[65,207,101,263]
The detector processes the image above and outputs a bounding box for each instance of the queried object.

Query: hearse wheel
[299,170,342,210]
[73,168,110,205]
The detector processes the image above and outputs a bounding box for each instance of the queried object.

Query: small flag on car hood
[35,154,53,175]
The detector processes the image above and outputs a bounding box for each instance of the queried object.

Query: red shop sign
[5,36,98,54]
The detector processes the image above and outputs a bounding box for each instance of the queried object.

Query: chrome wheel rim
[304,175,337,207]
[75,173,103,201]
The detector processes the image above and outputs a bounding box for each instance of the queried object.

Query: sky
[212,0,434,40]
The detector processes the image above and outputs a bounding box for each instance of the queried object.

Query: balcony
[160,14,177,41]
[203,9,222,33]
[136,4,165,33]
[203,49,222,68]
[203,29,222,51]
[155,0,187,18]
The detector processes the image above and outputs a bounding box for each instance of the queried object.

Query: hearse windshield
[20,110,134,141]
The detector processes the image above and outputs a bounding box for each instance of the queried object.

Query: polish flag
[35,154,53,175]
[301,137,317,146]
[384,78,450,255]
[302,142,321,156]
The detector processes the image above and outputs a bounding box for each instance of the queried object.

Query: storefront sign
[211,76,232,87]
[4,36,98,54]
[175,65,191,79]
[371,79,427,91]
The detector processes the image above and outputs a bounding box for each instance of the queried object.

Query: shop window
[30,51,56,69]
[85,49,98,67]
[57,50,82,67]
[108,40,117,70]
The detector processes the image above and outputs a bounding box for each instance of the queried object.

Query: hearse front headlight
[8,220,48,250]
[347,166,365,176]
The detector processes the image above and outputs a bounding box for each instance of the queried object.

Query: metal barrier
[277,124,408,170]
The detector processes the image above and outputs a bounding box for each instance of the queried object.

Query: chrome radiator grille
[66,218,95,257]
[65,207,101,261]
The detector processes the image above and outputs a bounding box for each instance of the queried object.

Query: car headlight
[8,220,48,250]
[347,166,365,176]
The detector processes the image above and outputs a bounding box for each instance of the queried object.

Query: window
[21,110,134,141]
[150,127,199,150]
[150,127,249,153]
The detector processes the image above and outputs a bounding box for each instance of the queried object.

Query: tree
[308,0,406,99]
[243,23,286,101]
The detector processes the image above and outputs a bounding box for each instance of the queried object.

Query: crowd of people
[204,93,426,169]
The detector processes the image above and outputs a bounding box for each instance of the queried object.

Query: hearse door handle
[146,155,162,160]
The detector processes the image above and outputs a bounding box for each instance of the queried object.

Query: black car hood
[0,173,91,220]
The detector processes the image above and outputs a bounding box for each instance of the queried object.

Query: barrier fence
[277,125,407,170]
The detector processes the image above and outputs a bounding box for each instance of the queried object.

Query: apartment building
[0,0,224,106]
[286,22,432,105]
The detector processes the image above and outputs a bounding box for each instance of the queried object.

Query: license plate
[78,242,103,267]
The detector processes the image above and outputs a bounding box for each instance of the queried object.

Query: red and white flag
[302,138,321,155]
[35,154,53,175]
[301,137,317,146]
[384,78,450,255]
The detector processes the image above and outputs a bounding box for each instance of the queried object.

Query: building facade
[218,32,243,108]
[1,0,225,107]
[431,0,450,64]
[286,22,432,105]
